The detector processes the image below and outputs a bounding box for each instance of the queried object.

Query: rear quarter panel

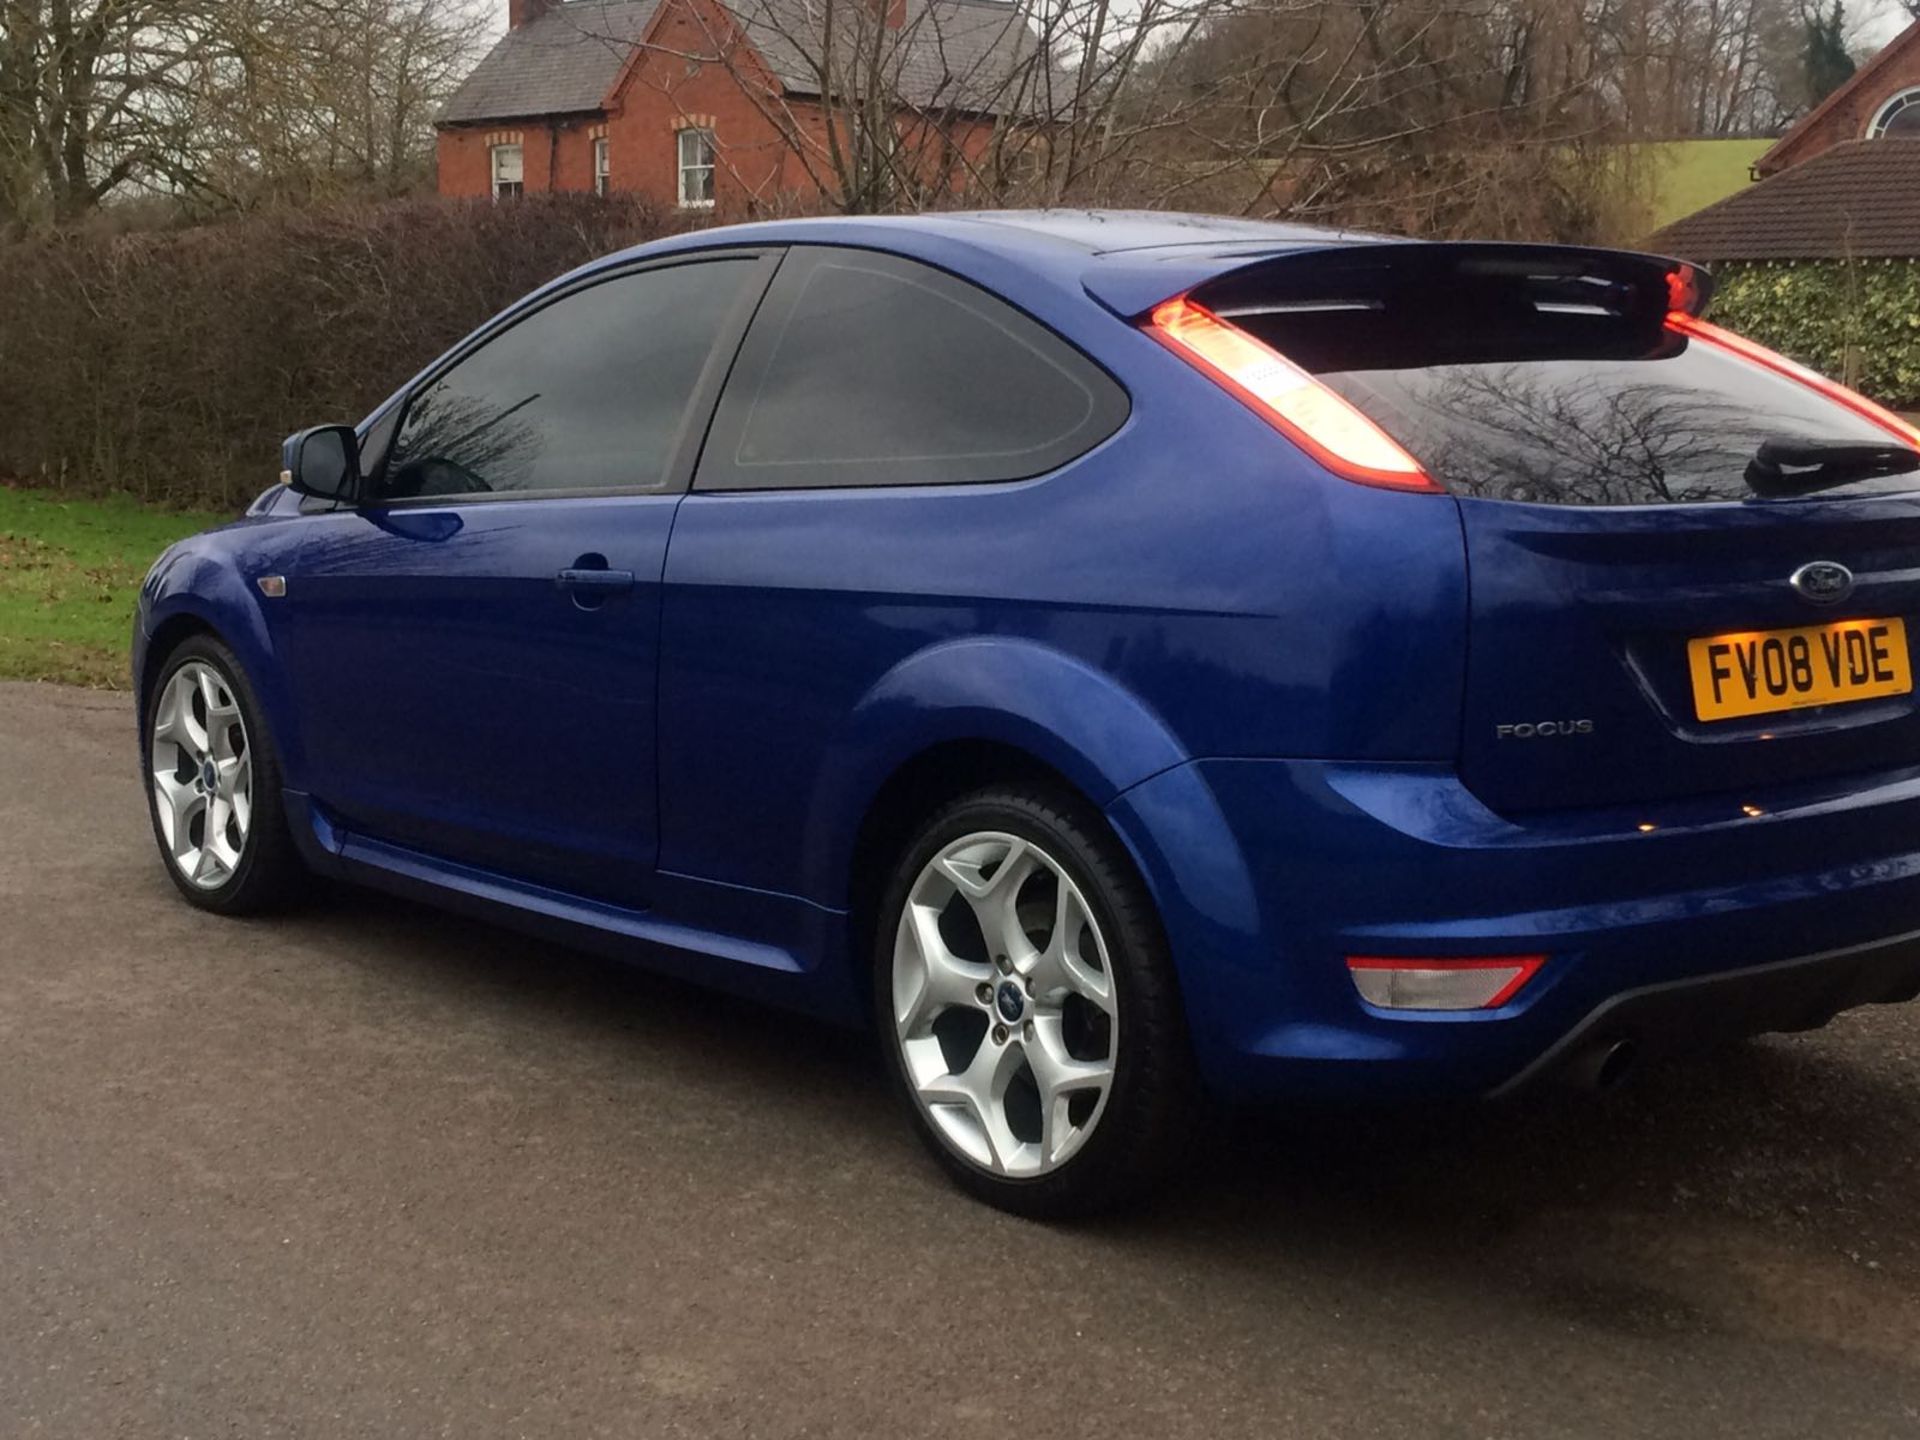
[658,246,1470,910]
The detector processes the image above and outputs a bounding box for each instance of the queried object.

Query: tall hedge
[0,195,694,509]
[8,204,1918,513]
[1707,257,1920,413]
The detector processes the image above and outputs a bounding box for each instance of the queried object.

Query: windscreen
[1200,248,1916,506]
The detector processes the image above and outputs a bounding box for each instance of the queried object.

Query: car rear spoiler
[1081,240,1713,325]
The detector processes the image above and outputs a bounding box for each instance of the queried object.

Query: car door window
[380,259,753,502]
[695,248,1128,491]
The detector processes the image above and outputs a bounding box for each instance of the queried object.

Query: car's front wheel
[875,785,1197,1217]
[143,635,299,913]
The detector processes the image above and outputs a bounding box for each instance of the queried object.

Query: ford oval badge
[1790,561,1854,605]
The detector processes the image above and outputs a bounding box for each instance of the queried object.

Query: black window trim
[361,246,785,510]
[690,244,1132,494]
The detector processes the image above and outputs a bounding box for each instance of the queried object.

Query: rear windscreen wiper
[1745,436,1920,497]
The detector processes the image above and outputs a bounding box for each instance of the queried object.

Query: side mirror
[281,425,361,502]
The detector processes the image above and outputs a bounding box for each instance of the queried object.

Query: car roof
[582,209,1390,318]
[622,208,1382,259]
[917,209,1384,255]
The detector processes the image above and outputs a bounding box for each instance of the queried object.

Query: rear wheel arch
[809,637,1191,902]
[849,741,1086,961]
[846,741,1179,1020]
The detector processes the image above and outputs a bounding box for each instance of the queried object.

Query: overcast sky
[1858,0,1914,46]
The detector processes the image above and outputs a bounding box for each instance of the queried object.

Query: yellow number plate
[1688,618,1912,722]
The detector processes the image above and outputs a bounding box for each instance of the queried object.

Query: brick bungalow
[1756,18,1920,177]
[1654,139,1920,261]
[436,0,1046,210]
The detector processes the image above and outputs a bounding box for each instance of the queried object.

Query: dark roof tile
[440,0,1044,125]
[1650,139,1920,261]
[440,0,658,122]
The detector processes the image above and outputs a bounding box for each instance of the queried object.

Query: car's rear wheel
[143,636,299,913]
[875,785,1196,1217]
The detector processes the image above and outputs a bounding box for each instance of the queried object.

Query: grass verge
[1642,138,1770,231]
[0,485,232,688]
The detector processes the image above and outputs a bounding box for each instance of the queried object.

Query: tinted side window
[696,249,1128,490]
[382,259,750,501]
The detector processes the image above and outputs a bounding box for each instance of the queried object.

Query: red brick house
[1756,18,1920,177]
[436,0,1046,210]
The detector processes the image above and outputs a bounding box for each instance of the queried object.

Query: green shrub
[1707,258,1920,412]
[0,194,701,510]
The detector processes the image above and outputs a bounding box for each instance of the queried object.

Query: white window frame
[1868,86,1920,138]
[677,127,716,209]
[593,137,610,197]
[491,143,524,199]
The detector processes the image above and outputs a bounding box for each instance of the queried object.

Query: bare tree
[0,0,232,223]
[199,0,488,205]
[0,0,487,227]
[562,0,1663,238]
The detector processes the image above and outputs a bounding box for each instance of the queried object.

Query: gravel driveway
[4,679,1920,1438]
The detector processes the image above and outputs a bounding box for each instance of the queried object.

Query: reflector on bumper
[1346,955,1546,1011]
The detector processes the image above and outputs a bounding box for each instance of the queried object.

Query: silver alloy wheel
[150,661,253,890]
[891,831,1118,1177]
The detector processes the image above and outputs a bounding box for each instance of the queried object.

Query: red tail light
[1665,311,1920,451]
[1146,296,1442,493]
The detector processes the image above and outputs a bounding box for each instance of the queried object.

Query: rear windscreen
[1202,249,1914,506]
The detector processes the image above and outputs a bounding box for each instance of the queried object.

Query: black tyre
[142,634,301,914]
[874,784,1198,1217]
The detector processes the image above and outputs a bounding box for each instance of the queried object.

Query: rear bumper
[1493,926,1920,1094]
[1105,756,1920,1102]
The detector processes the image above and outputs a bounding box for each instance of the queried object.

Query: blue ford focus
[135,211,1920,1214]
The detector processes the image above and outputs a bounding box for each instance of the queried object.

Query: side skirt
[283,790,863,1024]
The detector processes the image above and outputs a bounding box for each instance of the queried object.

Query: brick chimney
[509,0,557,29]
[872,0,905,26]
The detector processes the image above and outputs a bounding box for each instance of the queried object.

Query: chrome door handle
[555,568,635,592]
